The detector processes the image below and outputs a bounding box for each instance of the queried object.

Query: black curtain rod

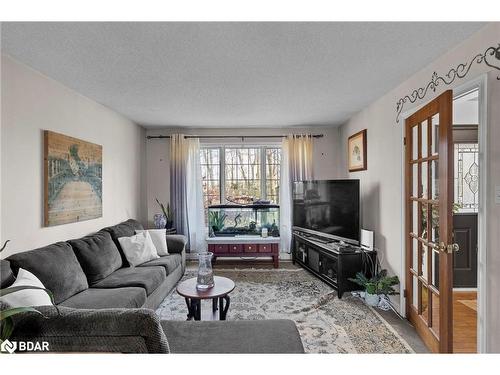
[146,134,324,140]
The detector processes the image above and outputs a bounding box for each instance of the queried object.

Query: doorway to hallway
[451,88,480,353]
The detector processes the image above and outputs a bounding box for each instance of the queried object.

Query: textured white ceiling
[1,22,486,128]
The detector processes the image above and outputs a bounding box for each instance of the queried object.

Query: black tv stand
[292,230,376,298]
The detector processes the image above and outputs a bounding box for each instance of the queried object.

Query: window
[200,146,281,212]
[265,148,281,203]
[225,148,261,203]
[454,143,479,213]
[200,148,221,208]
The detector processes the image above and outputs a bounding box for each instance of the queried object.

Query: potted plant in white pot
[349,269,399,307]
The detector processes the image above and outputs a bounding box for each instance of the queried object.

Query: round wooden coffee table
[176,276,235,321]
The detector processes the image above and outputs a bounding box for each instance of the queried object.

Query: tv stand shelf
[292,231,376,298]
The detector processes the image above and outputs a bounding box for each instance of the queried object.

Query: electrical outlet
[496,186,500,204]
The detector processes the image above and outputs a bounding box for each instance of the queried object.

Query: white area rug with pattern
[156,268,413,353]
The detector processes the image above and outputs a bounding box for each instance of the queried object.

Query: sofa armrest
[10,305,170,353]
[166,235,187,254]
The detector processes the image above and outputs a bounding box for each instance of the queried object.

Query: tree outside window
[200,146,281,221]
[200,148,221,209]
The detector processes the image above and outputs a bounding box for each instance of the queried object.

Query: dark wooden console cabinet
[292,231,376,298]
[207,237,280,268]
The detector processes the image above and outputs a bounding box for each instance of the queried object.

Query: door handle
[438,242,460,254]
[438,242,446,253]
[449,243,460,253]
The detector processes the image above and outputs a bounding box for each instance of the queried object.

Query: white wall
[337,23,500,351]
[145,126,341,227]
[1,55,147,257]
[454,90,479,125]
[0,33,3,249]
[485,69,500,353]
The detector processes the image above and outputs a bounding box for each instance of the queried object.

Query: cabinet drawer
[258,244,273,253]
[243,244,257,253]
[229,244,242,253]
[209,244,228,254]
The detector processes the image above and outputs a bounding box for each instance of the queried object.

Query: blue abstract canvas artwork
[44,130,102,226]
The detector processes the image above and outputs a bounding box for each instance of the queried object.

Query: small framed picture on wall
[348,129,367,172]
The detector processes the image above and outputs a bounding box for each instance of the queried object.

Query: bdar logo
[1,339,17,354]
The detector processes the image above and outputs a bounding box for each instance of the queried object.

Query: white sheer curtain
[186,138,207,253]
[280,134,314,253]
[170,134,206,252]
[287,134,314,181]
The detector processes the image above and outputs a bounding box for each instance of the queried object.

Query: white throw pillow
[118,231,160,266]
[0,268,53,307]
[136,229,169,256]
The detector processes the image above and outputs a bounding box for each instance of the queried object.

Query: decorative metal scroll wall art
[396,44,500,123]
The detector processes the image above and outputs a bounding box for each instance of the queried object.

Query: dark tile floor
[376,308,429,353]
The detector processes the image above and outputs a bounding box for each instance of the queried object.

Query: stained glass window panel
[454,143,479,213]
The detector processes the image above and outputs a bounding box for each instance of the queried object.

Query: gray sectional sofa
[5,219,186,310]
[0,219,304,353]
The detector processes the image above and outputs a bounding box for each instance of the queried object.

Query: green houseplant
[0,240,57,346]
[349,269,399,307]
[208,211,227,235]
[155,198,174,229]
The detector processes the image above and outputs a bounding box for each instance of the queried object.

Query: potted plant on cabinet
[349,269,399,307]
[155,198,174,229]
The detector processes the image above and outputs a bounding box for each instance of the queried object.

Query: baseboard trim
[453,287,478,292]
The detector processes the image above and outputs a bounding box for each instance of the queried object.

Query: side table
[176,276,235,321]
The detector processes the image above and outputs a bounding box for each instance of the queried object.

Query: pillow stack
[117,229,169,267]
[135,229,169,256]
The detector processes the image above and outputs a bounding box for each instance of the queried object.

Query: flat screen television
[292,179,360,245]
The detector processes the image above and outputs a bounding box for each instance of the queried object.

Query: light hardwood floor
[422,290,477,353]
[453,291,477,353]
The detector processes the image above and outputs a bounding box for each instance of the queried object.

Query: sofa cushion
[0,259,15,288]
[69,231,123,285]
[102,219,145,266]
[7,242,89,304]
[92,266,165,296]
[59,287,147,309]
[161,319,305,353]
[138,254,182,275]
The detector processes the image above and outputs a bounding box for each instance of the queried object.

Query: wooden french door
[405,90,457,353]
